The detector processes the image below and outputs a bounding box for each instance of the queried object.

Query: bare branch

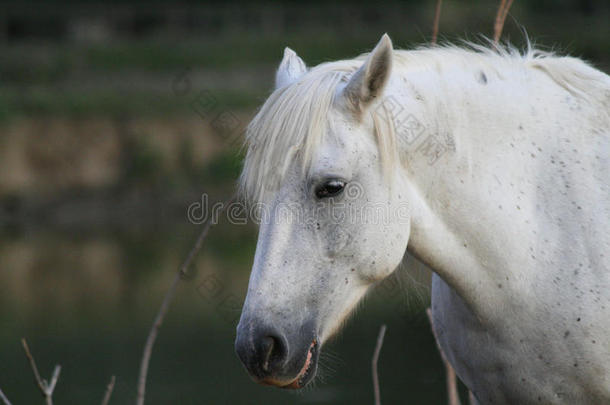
[494,0,515,44]
[426,308,461,405]
[47,365,61,395]
[372,324,387,405]
[136,273,179,405]
[21,339,45,393]
[494,0,507,43]
[101,375,116,405]
[431,0,443,45]
[136,197,234,405]
[21,338,61,405]
[0,388,12,405]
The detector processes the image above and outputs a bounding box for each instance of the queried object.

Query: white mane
[239,58,362,203]
[239,43,610,203]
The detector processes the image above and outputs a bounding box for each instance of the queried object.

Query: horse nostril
[235,324,289,380]
[261,336,274,371]
[261,334,286,371]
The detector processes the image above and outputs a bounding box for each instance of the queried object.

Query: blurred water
[0,224,458,404]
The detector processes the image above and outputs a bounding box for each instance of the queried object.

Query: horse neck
[391,62,549,316]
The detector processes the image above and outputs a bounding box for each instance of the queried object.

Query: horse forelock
[238,60,358,204]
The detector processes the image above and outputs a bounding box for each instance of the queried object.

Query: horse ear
[275,47,307,89]
[342,34,393,117]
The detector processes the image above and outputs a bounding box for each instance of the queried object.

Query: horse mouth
[284,339,318,389]
[260,339,318,389]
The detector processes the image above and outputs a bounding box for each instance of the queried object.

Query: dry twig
[0,388,12,405]
[136,197,233,405]
[21,338,61,405]
[372,324,387,405]
[101,375,116,405]
[431,0,443,45]
[494,0,515,44]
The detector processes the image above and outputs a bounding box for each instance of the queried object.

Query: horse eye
[314,180,346,199]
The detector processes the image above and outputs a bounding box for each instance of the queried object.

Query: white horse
[234,34,610,404]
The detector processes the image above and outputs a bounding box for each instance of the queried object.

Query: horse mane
[407,40,609,102]
[238,58,363,203]
[239,41,609,203]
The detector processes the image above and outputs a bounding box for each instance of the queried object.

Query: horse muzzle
[235,319,319,389]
